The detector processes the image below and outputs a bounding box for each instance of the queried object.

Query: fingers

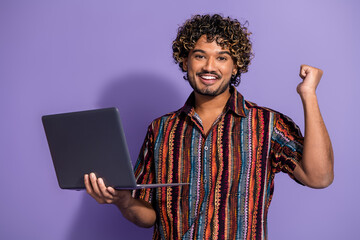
[300,64,323,79]
[84,173,115,204]
[84,173,104,203]
[299,64,309,79]
[297,64,323,95]
[107,186,116,195]
[97,178,115,203]
[89,173,102,197]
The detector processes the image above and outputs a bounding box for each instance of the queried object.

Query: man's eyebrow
[192,49,206,54]
[218,51,232,56]
[192,49,232,56]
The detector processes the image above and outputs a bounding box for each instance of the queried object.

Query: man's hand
[297,64,323,96]
[84,172,157,228]
[293,64,334,189]
[84,172,132,208]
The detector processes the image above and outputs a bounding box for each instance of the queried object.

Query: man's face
[183,35,237,97]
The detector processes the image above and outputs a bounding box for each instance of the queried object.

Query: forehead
[193,35,230,53]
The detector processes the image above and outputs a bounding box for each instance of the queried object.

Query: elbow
[306,172,334,189]
[136,221,156,228]
[299,154,334,189]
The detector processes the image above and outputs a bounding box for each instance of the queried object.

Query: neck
[194,88,231,116]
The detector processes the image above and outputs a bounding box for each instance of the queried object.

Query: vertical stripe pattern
[133,86,304,240]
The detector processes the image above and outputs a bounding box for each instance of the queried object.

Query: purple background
[1,0,359,239]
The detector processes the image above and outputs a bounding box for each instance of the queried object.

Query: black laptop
[42,107,188,190]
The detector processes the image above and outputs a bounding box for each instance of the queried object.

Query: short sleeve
[270,113,304,182]
[132,123,155,202]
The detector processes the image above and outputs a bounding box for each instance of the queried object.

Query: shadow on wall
[66,72,182,240]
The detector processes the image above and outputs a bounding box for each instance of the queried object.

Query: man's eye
[195,55,205,59]
[218,56,227,61]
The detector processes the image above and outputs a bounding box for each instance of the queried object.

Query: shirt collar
[180,86,247,118]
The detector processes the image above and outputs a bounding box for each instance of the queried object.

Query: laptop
[42,107,189,190]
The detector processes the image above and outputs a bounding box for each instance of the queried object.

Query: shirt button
[204,179,207,183]
[204,146,208,150]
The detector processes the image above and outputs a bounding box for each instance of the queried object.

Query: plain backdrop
[0,0,359,239]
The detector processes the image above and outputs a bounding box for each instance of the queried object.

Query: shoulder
[147,108,183,131]
[244,99,283,117]
[244,100,300,130]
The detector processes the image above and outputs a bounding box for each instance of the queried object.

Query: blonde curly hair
[172,14,254,86]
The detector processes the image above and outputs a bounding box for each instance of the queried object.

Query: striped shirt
[133,86,303,240]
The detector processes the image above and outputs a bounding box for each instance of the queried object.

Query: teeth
[201,75,217,80]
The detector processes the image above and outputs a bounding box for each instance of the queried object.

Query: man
[84,14,333,239]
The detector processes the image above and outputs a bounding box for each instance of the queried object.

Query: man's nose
[203,57,216,71]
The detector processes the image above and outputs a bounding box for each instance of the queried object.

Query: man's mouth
[197,72,221,85]
[201,75,217,80]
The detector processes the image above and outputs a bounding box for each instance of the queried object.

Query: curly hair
[172,14,254,86]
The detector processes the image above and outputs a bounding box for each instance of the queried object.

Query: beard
[186,72,231,97]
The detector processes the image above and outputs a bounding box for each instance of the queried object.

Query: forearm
[115,195,156,228]
[297,92,334,188]
[84,174,156,228]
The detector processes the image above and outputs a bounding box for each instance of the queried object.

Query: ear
[232,66,237,76]
[182,58,188,71]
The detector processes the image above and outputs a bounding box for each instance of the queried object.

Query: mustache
[196,71,221,79]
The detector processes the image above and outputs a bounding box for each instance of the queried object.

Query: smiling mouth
[200,75,217,80]
[197,73,220,85]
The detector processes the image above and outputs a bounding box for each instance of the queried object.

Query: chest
[150,110,278,239]
[153,111,275,187]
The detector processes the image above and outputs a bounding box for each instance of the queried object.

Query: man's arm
[84,173,156,228]
[293,64,334,189]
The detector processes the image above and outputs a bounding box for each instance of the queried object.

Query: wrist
[298,90,317,101]
[113,190,133,209]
